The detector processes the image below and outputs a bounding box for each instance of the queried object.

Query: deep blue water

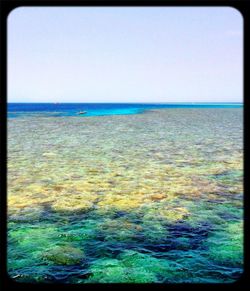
[8,103,243,118]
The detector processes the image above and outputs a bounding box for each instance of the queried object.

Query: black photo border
[0,0,249,290]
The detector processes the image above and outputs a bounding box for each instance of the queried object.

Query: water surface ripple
[8,108,243,283]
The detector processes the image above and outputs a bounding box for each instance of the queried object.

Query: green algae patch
[8,225,60,251]
[86,257,157,283]
[59,227,96,242]
[206,221,243,266]
[86,250,190,283]
[42,246,85,265]
[97,218,143,242]
[86,250,191,283]
[118,250,163,270]
[140,220,168,243]
[8,225,62,273]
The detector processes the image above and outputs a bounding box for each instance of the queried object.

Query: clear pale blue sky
[8,7,243,103]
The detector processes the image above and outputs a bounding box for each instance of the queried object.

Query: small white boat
[77,111,87,115]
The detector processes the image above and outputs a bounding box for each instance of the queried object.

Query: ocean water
[7,104,243,283]
[8,102,242,118]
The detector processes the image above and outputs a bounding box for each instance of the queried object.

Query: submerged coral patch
[42,246,85,265]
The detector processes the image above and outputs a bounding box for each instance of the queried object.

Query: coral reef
[7,108,243,283]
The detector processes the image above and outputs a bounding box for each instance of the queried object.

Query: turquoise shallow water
[8,102,242,118]
[7,107,243,283]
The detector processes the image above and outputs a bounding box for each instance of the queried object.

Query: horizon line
[7,101,243,104]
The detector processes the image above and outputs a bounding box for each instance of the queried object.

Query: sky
[8,7,243,103]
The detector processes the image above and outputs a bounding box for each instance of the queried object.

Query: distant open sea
[7,102,243,118]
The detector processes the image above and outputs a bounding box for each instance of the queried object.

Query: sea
[7,102,242,118]
[7,103,243,283]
